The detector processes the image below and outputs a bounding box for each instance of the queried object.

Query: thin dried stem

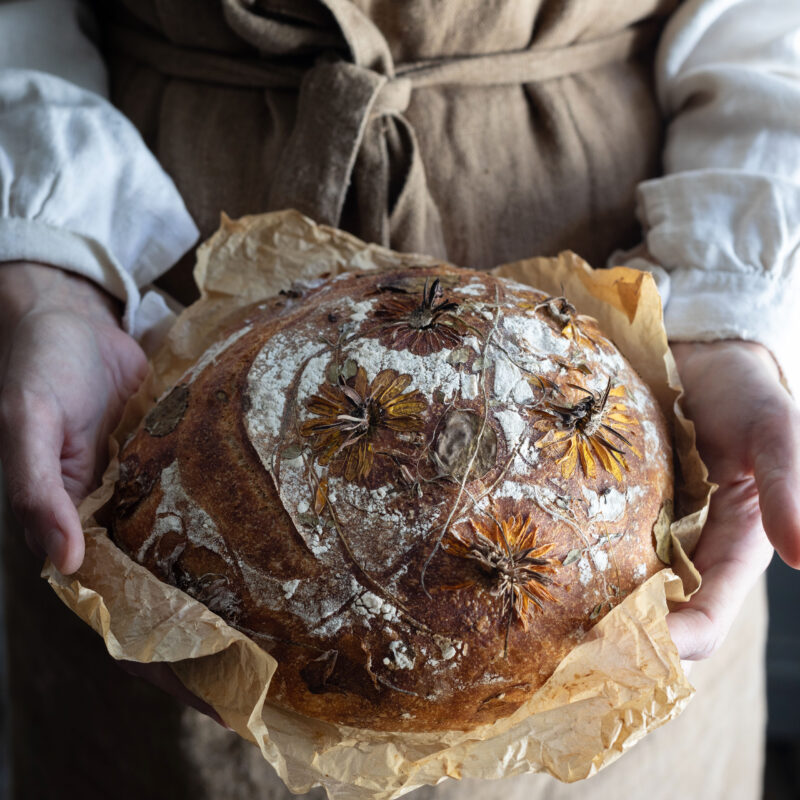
[420,288,502,596]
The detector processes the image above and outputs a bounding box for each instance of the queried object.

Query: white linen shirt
[1,0,799,390]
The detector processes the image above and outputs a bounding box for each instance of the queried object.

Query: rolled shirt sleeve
[628,0,800,390]
[0,0,198,336]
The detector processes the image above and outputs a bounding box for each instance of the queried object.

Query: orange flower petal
[557,438,578,479]
[578,438,595,478]
[384,416,425,432]
[314,477,328,515]
[373,370,412,402]
[353,366,369,397]
[385,395,427,417]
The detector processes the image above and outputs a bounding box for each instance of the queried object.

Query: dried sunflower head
[371,278,464,355]
[444,513,559,630]
[534,379,640,481]
[522,295,602,350]
[300,366,427,482]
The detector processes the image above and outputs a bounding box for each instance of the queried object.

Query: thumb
[0,388,85,574]
[751,396,800,569]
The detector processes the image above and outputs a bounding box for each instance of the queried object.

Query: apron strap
[109,2,660,255]
[265,61,393,233]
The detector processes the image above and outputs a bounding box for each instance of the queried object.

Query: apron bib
[101,0,675,301]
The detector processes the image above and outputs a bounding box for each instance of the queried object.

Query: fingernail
[41,528,64,560]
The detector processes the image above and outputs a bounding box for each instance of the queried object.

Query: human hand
[0,261,229,726]
[0,261,147,574]
[667,340,800,660]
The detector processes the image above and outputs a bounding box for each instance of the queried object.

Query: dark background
[764,554,800,799]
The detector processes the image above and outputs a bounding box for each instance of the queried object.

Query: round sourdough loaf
[110,264,672,732]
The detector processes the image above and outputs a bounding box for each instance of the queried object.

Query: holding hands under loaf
[667,340,800,660]
[0,260,229,723]
[1,261,799,668]
[0,261,146,573]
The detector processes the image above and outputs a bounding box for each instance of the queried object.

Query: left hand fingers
[750,390,800,568]
[666,551,769,661]
[666,482,773,661]
[666,340,800,661]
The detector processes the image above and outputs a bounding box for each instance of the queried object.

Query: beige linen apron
[102,0,673,304]
[2,1,767,798]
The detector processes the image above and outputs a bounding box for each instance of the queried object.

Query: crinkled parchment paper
[43,210,711,800]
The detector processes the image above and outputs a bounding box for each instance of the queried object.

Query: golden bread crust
[111,265,672,731]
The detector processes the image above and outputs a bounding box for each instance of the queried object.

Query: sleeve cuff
[637,171,800,283]
[663,268,800,396]
[0,216,195,337]
[0,216,141,332]
[611,248,800,394]
[630,170,800,393]
[0,69,200,334]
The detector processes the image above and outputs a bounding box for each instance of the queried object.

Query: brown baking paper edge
[43,210,710,800]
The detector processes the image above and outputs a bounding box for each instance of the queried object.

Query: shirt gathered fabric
[0,0,199,335]
[631,0,800,392]
[0,0,798,392]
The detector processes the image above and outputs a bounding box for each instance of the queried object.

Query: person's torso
[98,0,680,302]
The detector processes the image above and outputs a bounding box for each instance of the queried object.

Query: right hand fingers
[0,384,85,574]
